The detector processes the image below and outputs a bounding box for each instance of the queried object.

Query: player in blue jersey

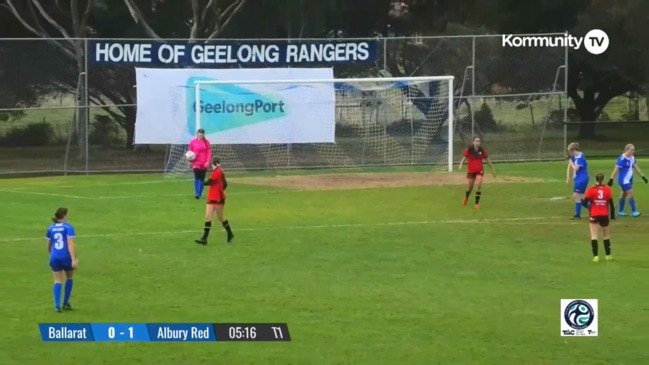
[607,144,648,217]
[566,142,590,219]
[46,208,78,312]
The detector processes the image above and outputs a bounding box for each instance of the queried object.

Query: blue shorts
[573,179,589,194]
[50,258,72,272]
[619,183,633,192]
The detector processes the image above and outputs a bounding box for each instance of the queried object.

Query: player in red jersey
[458,137,496,209]
[583,173,616,262]
[195,157,234,245]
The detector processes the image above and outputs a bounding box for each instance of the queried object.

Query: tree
[568,0,649,137]
[2,0,93,156]
[1,0,250,148]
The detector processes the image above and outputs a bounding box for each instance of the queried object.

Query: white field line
[0,189,281,200]
[0,216,572,243]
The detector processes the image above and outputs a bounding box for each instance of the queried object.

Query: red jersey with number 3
[464,147,488,173]
[207,167,226,201]
[585,185,612,217]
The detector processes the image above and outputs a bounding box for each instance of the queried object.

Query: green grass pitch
[0,160,648,365]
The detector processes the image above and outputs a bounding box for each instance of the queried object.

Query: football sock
[581,199,590,210]
[604,239,611,255]
[591,240,598,256]
[53,283,62,309]
[475,191,482,205]
[64,279,73,304]
[629,198,637,212]
[465,190,471,198]
[202,221,212,239]
[222,220,233,235]
[575,202,582,216]
[198,180,204,197]
[619,198,626,211]
[194,179,201,197]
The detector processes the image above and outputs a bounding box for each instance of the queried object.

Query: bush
[89,114,120,147]
[0,122,54,147]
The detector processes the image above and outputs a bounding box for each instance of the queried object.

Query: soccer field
[0,160,648,365]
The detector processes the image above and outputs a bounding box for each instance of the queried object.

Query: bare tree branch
[32,0,73,38]
[206,0,247,40]
[200,0,216,27]
[122,0,162,39]
[2,1,43,37]
[80,0,96,35]
[2,1,78,60]
[71,0,80,35]
[189,0,200,39]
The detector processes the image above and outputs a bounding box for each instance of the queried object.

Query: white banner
[135,67,335,144]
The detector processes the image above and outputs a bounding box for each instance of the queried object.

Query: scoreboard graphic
[39,323,291,342]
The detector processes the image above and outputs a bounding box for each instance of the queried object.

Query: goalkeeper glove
[642,176,648,184]
[607,178,614,187]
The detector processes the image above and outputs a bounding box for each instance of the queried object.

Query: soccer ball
[185,151,196,161]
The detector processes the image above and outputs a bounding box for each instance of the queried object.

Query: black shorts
[207,200,225,206]
[467,171,484,179]
[193,168,207,180]
[589,216,610,227]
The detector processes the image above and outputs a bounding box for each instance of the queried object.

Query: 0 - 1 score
[108,326,133,339]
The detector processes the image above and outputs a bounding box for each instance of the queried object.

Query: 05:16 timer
[228,326,257,340]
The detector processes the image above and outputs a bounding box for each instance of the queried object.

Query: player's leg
[193,169,206,199]
[215,203,234,243]
[601,220,612,261]
[51,268,65,312]
[626,188,641,216]
[195,203,216,245]
[474,174,484,208]
[63,270,74,310]
[618,189,628,216]
[464,174,475,205]
[572,181,587,219]
[589,221,600,262]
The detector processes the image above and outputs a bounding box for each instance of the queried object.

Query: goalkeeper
[188,128,212,199]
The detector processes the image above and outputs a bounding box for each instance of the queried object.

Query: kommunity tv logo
[186,77,288,136]
[502,29,609,55]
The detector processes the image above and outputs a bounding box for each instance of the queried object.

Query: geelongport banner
[90,40,377,67]
[134,68,335,144]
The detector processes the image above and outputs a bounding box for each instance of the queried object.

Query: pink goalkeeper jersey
[188,137,211,169]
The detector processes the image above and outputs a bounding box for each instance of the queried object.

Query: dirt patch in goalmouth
[231,173,545,191]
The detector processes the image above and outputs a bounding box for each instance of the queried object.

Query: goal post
[165,75,454,175]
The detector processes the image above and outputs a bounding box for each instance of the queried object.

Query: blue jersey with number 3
[46,223,76,261]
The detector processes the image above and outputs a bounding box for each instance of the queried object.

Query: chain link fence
[2,34,642,176]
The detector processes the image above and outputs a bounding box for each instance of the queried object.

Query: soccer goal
[164,75,454,176]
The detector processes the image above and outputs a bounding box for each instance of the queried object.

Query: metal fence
[0,34,643,176]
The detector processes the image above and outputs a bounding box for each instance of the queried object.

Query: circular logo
[564,300,595,329]
[583,29,609,55]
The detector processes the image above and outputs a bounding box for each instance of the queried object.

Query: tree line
[0,0,647,150]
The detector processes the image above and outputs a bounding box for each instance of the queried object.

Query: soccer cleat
[462,198,468,206]
[606,255,613,261]
[632,211,642,217]
[63,303,72,311]
[227,232,234,243]
[474,204,480,209]
[571,215,581,220]
[55,308,62,313]
[618,211,628,216]
[592,256,599,263]
[195,238,208,245]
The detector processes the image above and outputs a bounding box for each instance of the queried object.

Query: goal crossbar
[194,76,455,171]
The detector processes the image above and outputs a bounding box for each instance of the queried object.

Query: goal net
[164,76,454,176]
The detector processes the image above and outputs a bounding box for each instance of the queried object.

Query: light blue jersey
[616,154,636,186]
[46,222,76,264]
